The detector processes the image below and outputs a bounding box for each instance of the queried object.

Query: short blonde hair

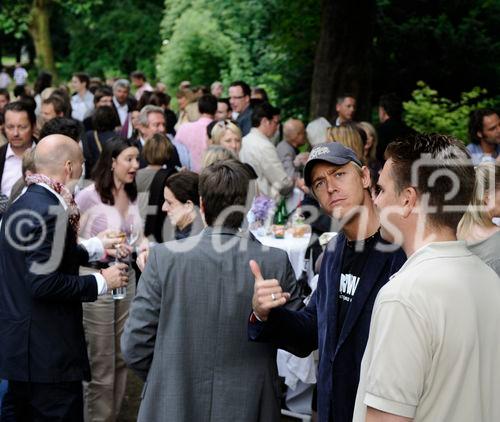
[201,146,237,169]
[457,162,500,239]
[327,124,364,162]
[210,120,242,145]
[143,133,174,165]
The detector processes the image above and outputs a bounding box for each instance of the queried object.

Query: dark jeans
[1,380,83,422]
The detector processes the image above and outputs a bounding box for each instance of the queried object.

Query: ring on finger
[271,293,277,301]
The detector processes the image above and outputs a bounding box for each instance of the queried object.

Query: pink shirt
[75,184,143,240]
[174,116,213,173]
[135,83,153,101]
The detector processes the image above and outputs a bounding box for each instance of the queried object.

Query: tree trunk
[28,0,57,77]
[310,0,376,122]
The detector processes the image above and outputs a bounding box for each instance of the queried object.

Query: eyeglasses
[229,95,245,100]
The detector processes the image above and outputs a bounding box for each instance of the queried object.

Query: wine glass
[111,243,127,300]
[112,223,138,300]
[127,223,139,246]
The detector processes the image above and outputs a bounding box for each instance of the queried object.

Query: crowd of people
[0,66,499,422]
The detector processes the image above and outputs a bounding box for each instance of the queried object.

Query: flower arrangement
[248,195,275,234]
[251,195,275,222]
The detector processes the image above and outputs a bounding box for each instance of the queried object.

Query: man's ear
[361,166,371,189]
[199,196,205,215]
[64,160,72,175]
[477,129,483,140]
[401,186,418,218]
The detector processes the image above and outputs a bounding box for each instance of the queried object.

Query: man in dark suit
[0,134,129,421]
[0,101,37,198]
[229,80,253,136]
[249,143,406,422]
[112,79,137,135]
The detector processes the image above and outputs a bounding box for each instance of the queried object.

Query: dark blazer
[236,106,253,137]
[0,184,98,383]
[248,231,406,422]
[0,143,8,189]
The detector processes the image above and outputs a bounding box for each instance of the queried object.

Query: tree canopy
[1,0,499,120]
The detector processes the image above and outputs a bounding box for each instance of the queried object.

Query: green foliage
[0,0,102,39]
[157,8,233,89]
[373,0,500,101]
[157,0,319,118]
[403,81,498,143]
[0,0,31,38]
[59,0,163,79]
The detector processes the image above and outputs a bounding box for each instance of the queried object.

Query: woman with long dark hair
[75,136,147,421]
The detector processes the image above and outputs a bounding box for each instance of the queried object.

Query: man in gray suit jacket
[122,159,302,422]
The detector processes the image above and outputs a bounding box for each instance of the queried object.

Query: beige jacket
[240,128,293,200]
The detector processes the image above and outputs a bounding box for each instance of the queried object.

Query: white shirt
[71,91,94,122]
[37,182,108,295]
[113,97,129,126]
[0,71,11,89]
[1,142,35,197]
[13,67,28,85]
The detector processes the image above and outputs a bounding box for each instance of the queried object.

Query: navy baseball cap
[304,142,363,187]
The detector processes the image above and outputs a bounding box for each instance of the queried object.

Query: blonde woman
[457,162,500,275]
[210,119,242,155]
[174,88,199,130]
[357,121,378,164]
[327,123,364,162]
[201,145,238,169]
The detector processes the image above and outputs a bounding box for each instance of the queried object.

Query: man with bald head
[0,134,129,421]
[277,118,308,179]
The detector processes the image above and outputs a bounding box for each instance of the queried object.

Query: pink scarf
[25,173,80,234]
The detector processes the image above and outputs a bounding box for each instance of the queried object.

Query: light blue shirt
[466,143,500,165]
[170,136,191,170]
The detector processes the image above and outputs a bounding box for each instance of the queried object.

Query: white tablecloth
[252,231,311,279]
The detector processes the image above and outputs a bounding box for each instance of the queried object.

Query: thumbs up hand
[250,259,290,321]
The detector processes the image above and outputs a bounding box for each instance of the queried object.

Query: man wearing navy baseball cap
[249,142,406,422]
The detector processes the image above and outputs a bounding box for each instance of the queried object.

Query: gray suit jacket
[122,227,302,422]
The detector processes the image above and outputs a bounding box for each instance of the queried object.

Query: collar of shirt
[113,97,128,111]
[249,127,271,142]
[391,240,470,280]
[37,182,68,210]
[6,141,36,159]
